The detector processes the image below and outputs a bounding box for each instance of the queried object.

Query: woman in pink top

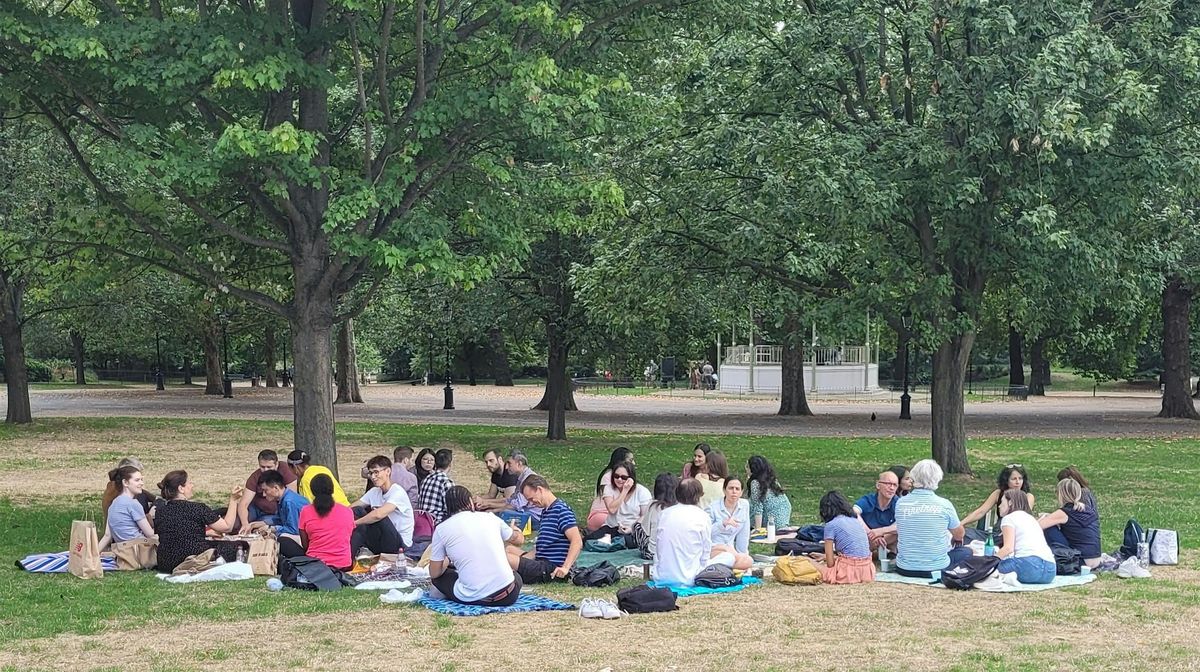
[280,474,355,570]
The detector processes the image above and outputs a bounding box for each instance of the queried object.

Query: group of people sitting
[95,441,1101,603]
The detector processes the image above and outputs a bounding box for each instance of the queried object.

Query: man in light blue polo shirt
[854,470,900,552]
[895,459,970,578]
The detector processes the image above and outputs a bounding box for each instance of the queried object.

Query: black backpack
[1120,518,1145,558]
[279,555,344,591]
[941,556,1001,590]
[694,564,740,589]
[1051,545,1082,575]
[616,584,678,613]
[774,538,823,556]
[570,561,620,587]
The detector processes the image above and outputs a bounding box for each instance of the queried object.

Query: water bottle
[877,544,890,572]
[766,516,776,543]
[1137,532,1150,570]
[236,546,246,563]
[983,531,995,557]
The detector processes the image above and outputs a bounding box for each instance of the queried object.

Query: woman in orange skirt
[811,491,876,584]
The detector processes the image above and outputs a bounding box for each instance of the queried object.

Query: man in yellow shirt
[287,450,351,506]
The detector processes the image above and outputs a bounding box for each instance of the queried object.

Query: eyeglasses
[612,474,630,481]
[367,469,388,477]
[876,481,898,487]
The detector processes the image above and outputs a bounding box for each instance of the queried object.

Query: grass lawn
[1,417,1199,671]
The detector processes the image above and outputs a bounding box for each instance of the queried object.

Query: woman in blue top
[1039,478,1101,568]
[706,476,752,570]
[814,491,875,584]
[98,465,156,552]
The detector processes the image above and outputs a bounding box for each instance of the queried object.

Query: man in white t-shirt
[350,455,414,554]
[429,485,526,606]
[653,478,734,586]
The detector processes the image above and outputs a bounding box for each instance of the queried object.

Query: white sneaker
[598,599,623,620]
[1117,558,1151,579]
[579,598,605,619]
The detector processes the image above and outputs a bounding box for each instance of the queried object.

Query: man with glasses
[853,471,900,552]
[349,455,414,554]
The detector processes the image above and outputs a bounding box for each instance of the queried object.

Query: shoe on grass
[1117,558,1150,579]
[599,599,623,620]
[579,598,605,619]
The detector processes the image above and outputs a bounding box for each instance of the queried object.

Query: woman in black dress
[153,470,241,572]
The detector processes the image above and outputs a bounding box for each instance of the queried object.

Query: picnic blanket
[875,571,1096,592]
[576,548,645,569]
[18,552,117,573]
[157,561,254,584]
[647,576,763,597]
[418,593,575,617]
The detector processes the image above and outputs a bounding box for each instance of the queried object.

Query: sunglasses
[612,474,630,481]
[1006,464,1023,469]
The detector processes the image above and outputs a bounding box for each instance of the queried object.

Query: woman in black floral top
[153,470,241,572]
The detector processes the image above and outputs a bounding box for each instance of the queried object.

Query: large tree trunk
[69,328,86,385]
[202,319,222,395]
[0,274,31,424]
[1028,337,1048,396]
[538,332,575,440]
[778,310,813,416]
[931,332,975,474]
[1008,325,1025,390]
[489,326,514,386]
[335,318,363,404]
[182,355,193,386]
[291,299,338,472]
[1158,276,1199,419]
[264,325,278,388]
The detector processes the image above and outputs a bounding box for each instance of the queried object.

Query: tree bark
[489,326,514,386]
[335,318,363,404]
[264,325,278,388]
[69,328,86,385]
[537,329,575,440]
[1008,325,1025,390]
[0,273,31,424]
[202,319,222,395]
[1158,276,1199,419]
[931,332,975,474]
[291,302,338,473]
[1028,337,1048,396]
[778,310,813,416]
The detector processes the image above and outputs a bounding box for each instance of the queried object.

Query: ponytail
[310,474,335,517]
[158,470,188,500]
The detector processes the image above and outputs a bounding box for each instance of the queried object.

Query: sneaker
[579,598,605,619]
[598,599,623,620]
[1117,558,1151,579]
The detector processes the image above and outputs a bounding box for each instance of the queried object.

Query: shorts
[516,556,556,584]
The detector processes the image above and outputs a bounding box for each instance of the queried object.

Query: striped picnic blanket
[17,552,118,573]
[418,593,575,617]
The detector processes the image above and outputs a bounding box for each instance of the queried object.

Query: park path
[15,382,1200,439]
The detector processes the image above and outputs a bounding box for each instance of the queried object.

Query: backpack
[773,538,824,556]
[1120,518,1145,558]
[772,555,821,585]
[941,556,1001,590]
[694,564,740,589]
[279,555,344,591]
[1051,545,1081,575]
[570,561,620,588]
[412,510,436,543]
[616,584,678,613]
[795,525,825,543]
[1148,528,1179,565]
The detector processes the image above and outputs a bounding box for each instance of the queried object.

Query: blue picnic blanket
[418,593,576,617]
[647,576,762,597]
[18,552,118,573]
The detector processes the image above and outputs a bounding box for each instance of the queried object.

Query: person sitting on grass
[101,457,155,520]
[288,450,350,507]
[854,470,900,552]
[390,446,420,506]
[241,469,308,542]
[417,449,455,523]
[1057,465,1097,512]
[894,459,970,578]
[996,488,1057,584]
[961,464,1036,528]
[472,449,518,511]
[889,465,914,497]
[681,442,711,479]
[349,455,414,554]
[652,478,715,586]
[586,461,651,545]
[506,475,582,584]
[587,447,635,531]
[812,491,875,584]
[98,465,156,552]
[153,470,241,573]
[633,472,678,561]
[414,448,436,487]
[237,450,298,533]
[493,451,543,530]
[280,474,355,571]
[707,476,753,569]
[697,451,730,509]
[429,485,525,607]
[1039,478,1101,569]
[747,455,791,529]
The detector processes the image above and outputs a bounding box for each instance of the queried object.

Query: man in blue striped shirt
[506,475,582,583]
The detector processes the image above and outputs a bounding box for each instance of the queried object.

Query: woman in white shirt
[633,472,678,560]
[995,488,1056,584]
[706,476,753,570]
[653,479,717,586]
[586,461,650,546]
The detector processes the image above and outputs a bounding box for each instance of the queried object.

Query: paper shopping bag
[248,536,278,576]
[68,520,103,579]
[113,538,158,570]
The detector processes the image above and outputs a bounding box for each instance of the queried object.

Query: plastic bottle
[1137,531,1150,569]
[877,544,890,572]
[236,546,246,563]
[983,531,995,557]
[766,516,776,543]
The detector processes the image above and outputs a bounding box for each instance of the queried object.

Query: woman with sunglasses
[587,447,635,531]
[961,464,1036,528]
[585,461,650,545]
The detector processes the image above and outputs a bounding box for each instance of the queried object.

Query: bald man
[853,471,899,552]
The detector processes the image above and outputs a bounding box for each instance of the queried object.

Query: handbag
[112,538,158,571]
[694,564,740,588]
[1051,545,1081,576]
[247,536,278,576]
[616,584,678,613]
[772,555,821,585]
[68,520,103,579]
[1148,528,1179,565]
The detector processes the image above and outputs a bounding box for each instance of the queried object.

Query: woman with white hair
[894,459,970,578]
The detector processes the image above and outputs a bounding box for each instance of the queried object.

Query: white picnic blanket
[875,571,1096,592]
[157,561,254,584]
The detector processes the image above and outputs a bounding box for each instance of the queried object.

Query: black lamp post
[154,329,165,391]
[280,330,290,387]
[900,314,912,420]
[221,315,233,398]
[442,340,455,410]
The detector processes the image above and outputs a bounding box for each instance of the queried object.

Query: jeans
[998,556,1056,584]
[895,546,974,578]
[496,510,540,532]
[1043,525,1070,548]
